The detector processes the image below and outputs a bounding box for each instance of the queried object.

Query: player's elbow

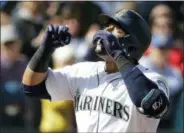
[139,89,169,118]
[22,67,47,86]
[22,79,51,100]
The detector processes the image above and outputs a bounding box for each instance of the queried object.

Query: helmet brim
[98,14,120,27]
[98,14,129,34]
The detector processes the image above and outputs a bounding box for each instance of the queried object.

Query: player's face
[96,24,126,61]
[105,24,126,38]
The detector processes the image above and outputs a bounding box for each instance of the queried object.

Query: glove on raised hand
[28,25,71,72]
[42,25,71,50]
[93,30,135,68]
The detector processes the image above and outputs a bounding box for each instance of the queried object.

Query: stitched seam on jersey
[95,66,101,132]
[97,68,100,86]
[72,68,80,98]
[67,76,76,100]
[96,77,121,133]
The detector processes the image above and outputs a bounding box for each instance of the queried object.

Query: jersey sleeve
[45,65,78,101]
[138,65,169,99]
[151,76,169,99]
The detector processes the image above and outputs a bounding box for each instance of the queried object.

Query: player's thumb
[46,24,54,37]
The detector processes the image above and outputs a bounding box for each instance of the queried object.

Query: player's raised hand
[93,30,123,60]
[42,25,71,49]
[24,25,71,74]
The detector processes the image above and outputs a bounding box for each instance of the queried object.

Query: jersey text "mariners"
[74,94,130,121]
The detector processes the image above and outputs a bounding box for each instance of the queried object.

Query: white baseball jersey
[45,61,169,133]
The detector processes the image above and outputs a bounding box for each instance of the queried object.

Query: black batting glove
[42,25,71,50]
[93,30,134,68]
[28,25,71,72]
[93,30,122,59]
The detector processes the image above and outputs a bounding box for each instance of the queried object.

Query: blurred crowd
[0,1,183,133]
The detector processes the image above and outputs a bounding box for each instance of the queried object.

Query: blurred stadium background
[0,1,183,133]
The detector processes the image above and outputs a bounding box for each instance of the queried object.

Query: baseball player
[22,9,169,132]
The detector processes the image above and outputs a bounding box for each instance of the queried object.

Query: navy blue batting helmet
[99,9,151,60]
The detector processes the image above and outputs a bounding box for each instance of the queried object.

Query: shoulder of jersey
[73,61,104,69]
[71,61,105,76]
[138,64,169,97]
[137,64,163,80]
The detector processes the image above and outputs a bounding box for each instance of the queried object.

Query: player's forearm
[116,58,169,118]
[22,45,53,99]
[22,67,47,85]
[22,45,53,85]
[22,25,71,99]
